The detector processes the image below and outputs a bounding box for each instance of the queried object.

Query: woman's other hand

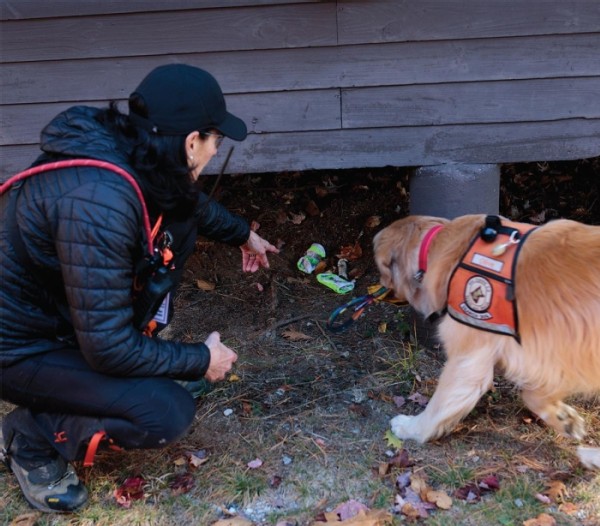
[240,230,279,273]
[204,331,238,382]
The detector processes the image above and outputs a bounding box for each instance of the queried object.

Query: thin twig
[264,313,314,334]
[315,320,339,354]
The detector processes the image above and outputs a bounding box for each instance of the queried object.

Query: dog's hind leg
[521,390,586,441]
[390,348,495,443]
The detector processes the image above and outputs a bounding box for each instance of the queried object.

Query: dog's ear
[374,220,417,302]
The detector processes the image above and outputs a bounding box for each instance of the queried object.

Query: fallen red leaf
[170,472,195,495]
[113,476,146,508]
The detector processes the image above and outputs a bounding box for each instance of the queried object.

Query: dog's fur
[374,214,600,468]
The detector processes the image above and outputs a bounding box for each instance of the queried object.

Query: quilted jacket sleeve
[47,176,210,378]
[194,193,250,246]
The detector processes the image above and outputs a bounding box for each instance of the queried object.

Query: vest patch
[447,218,537,341]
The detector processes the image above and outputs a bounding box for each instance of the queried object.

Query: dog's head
[373,215,449,314]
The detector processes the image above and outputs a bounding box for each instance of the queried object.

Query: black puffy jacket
[0,106,250,378]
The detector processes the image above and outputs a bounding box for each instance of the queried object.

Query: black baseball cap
[128,64,247,140]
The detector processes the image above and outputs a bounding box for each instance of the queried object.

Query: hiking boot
[1,409,88,513]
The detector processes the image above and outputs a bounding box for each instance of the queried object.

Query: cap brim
[216,112,248,141]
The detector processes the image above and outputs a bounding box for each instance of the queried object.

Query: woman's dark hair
[97,99,201,219]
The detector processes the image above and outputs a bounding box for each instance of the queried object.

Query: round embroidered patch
[464,276,493,313]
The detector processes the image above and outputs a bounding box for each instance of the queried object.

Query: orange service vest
[447,218,538,341]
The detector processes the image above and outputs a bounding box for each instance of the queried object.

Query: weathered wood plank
[338,0,600,45]
[1,4,336,63]
[4,119,599,180]
[3,34,599,104]
[342,78,600,128]
[1,90,341,145]
[0,0,325,20]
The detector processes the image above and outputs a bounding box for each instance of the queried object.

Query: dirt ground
[160,157,599,524]
[1,157,599,526]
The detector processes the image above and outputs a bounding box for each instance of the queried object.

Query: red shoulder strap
[1,159,154,254]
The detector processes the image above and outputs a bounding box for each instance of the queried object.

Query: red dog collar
[415,225,444,282]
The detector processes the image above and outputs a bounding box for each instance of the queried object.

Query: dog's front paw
[391,414,424,442]
[555,403,586,440]
[577,447,600,470]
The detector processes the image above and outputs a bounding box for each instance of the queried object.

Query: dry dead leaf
[522,513,557,526]
[364,216,381,229]
[311,508,392,525]
[173,456,187,466]
[305,199,321,217]
[9,513,40,526]
[289,211,306,225]
[169,472,195,495]
[543,480,567,502]
[378,322,387,333]
[408,391,430,406]
[212,518,254,526]
[426,490,453,509]
[315,186,329,198]
[378,462,390,476]
[196,279,216,291]
[314,260,328,274]
[188,452,209,468]
[409,473,430,500]
[332,499,369,521]
[336,242,363,261]
[389,449,413,468]
[281,328,312,341]
[113,477,146,508]
[557,502,579,515]
[275,209,288,225]
[400,502,421,520]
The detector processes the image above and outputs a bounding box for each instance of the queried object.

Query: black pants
[1,348,196,462]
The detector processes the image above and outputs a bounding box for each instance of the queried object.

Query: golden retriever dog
[374,214,600,469]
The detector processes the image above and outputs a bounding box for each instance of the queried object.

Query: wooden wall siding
[337,1,600,44]
[1,4,337,62]
[5,35,599,105]
[342,78,600,128]
[2,90,341,145]
[0,0,324,19]
[1,0,599,180]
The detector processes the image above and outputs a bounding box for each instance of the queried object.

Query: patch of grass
[427,461,476,489]
[480,476,546,525]
[373,337,423,389]
[220,469,268,505]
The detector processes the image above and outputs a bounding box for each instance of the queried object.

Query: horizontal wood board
[0,0,325,20]
[0,4,336,63]
[3,34,599,105]
[337,0,600,45]
[4,119,599,180]
[1,90,342,145]
[341,77,600,128]
[3,1,598,59]
[4,77,599,146]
